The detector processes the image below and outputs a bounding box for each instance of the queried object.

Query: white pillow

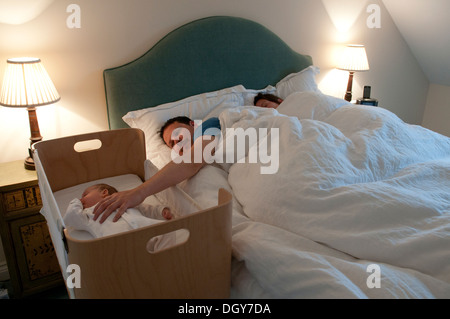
[275,65,320,99]
[123,85,245,168]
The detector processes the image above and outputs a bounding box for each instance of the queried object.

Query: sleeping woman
[253,93,284,109]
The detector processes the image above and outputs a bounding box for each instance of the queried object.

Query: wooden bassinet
[33,128,232,298]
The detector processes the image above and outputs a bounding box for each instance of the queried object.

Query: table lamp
[337,44,370,102]
[0,57,60,170]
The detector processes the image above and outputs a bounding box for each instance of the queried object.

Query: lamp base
[24,156,36,171]
[344,92,352,102]
[24,107,42,171]
[24,147,37,170]
[344,71,355,102]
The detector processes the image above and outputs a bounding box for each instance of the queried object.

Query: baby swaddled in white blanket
[63,183,175,251]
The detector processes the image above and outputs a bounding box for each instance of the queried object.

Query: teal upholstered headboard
[103,16,313,129]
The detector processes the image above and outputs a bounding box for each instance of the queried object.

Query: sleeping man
[91,117,221,224]
[92,110,279,222]
[64,183,175,251]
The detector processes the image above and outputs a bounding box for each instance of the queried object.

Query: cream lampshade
[0,57,60,170]
[337,44,370,102]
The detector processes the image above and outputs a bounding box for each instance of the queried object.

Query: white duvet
[183,91,450,298]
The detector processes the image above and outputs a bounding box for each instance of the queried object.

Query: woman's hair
[158,116,193,141]
[93,183,118,195]
[254,93,282,105]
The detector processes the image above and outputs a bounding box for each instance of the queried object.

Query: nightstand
[0,160,63,298]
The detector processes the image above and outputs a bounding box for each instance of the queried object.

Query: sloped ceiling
[382,0,450,86]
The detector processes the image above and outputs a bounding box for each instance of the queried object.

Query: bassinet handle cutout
[146,228,190,254]
[73,139,102,152]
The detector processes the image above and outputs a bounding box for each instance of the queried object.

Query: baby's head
[80,183,118,209]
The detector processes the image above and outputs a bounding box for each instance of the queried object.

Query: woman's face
[255,98,280,109]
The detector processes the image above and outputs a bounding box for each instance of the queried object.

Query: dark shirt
[193,117,221,141]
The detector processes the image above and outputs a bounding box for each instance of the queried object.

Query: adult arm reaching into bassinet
[65,198,165,237]
[93,136,217,223]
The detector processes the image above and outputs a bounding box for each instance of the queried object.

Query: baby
[64,183,175,250]
[79,183,173,220]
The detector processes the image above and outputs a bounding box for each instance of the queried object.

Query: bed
[102,16,450,298]
[40,15,450,299]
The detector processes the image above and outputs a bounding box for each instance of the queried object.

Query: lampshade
[0,57,60,170]
[0,57,60,107]
[337,44,370,72]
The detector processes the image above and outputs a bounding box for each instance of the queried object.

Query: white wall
[0,0,430,269]
[0,0,430,165]
[423,84,450,137]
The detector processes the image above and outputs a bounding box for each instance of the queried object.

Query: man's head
[159,116,195,155]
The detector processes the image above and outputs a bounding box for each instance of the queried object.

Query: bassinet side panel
[33,128,147,298]
[34,128,146,193]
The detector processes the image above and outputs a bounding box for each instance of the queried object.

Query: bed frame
[103,16,313,129]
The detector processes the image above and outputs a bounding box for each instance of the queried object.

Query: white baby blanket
[64,198,175,252]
